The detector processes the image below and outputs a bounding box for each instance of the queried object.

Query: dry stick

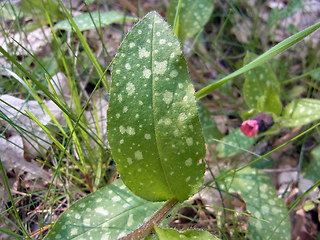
[119,198,179,240]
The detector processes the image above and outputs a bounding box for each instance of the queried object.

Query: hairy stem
[119,198,179,240]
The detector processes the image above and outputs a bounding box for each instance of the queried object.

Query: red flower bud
[241,119,259,137]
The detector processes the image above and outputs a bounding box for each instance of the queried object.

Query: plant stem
[119,198,179,240]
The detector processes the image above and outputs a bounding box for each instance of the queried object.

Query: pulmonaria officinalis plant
[42,4,320,239]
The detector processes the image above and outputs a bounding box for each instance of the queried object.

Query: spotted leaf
[107,12,206,202]
[54,11,138,31]
[257,85,282,115]
[216,129,256,158]
[154,226,220,239]
[44,179,163,240]
[197,103,223,143]
[304,145,320,181]
[166,0,214,41]
[243,52,280,110]
[281,98,320,127]
[225,167,290,240]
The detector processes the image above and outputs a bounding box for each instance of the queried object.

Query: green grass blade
[0,158,31,239]
[0,226,24,239]
[25,111,84,171]
[216,121,320,183]
[24,77,66,135]
[57,0,110,92]
[172,0,182,37]
[195,21,320,100]
[93,99,103,190]
[0,45,105,149]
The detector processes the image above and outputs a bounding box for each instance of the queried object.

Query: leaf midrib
[150,13,175,199]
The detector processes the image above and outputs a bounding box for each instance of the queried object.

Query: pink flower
[241,119,259,137]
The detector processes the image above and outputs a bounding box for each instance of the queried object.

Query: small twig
[119,198,179,240]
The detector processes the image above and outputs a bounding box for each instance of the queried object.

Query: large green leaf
[304,145,320,181]
[54,11,138,31]
[281,98,320,127]
[225,167,291,240]
[154,226,220,239]
[107,12,206,202]
[243,52,280,110]
[216,129,256,158]
[197,103,223,143]
[44,179,164,240]
[166,0,214,41]
[257,85,282,115]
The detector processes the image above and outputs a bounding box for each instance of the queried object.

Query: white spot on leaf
[135,151,143,160]
[178,113,187,122]
[127,214,134,227]
[83,218,90,226]
[127,126,135,135]
[159,39,166,44]
[126,82,135,95]
[125,63,131,70]
[143,69,151,78]
[139,47,150,58]
[120,126,126,134]
[154,61,167,75]
[186,138,193,146]
[170,70,178,78]
[95,207,109,215]
[185,158,192,166]
[118,94,123,102]
[144,134,151,140]
[71,228,78,236]
[112,196,121,202]
[163,90,173,105]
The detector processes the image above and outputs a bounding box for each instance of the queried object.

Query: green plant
[43,9,320,240]
[1,0,320,239]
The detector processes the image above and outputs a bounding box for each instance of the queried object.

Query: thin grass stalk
[24,112,84,171]
[215,121,320,183]
[0,46,103,149]
[93,99,103,190]
[267,178,320,240]
[24,78,66,135]
[57,0,110,92]
[0,158,31,239]
[195,21,320,100]
[172,0,182,38]
[0,226,24,239]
